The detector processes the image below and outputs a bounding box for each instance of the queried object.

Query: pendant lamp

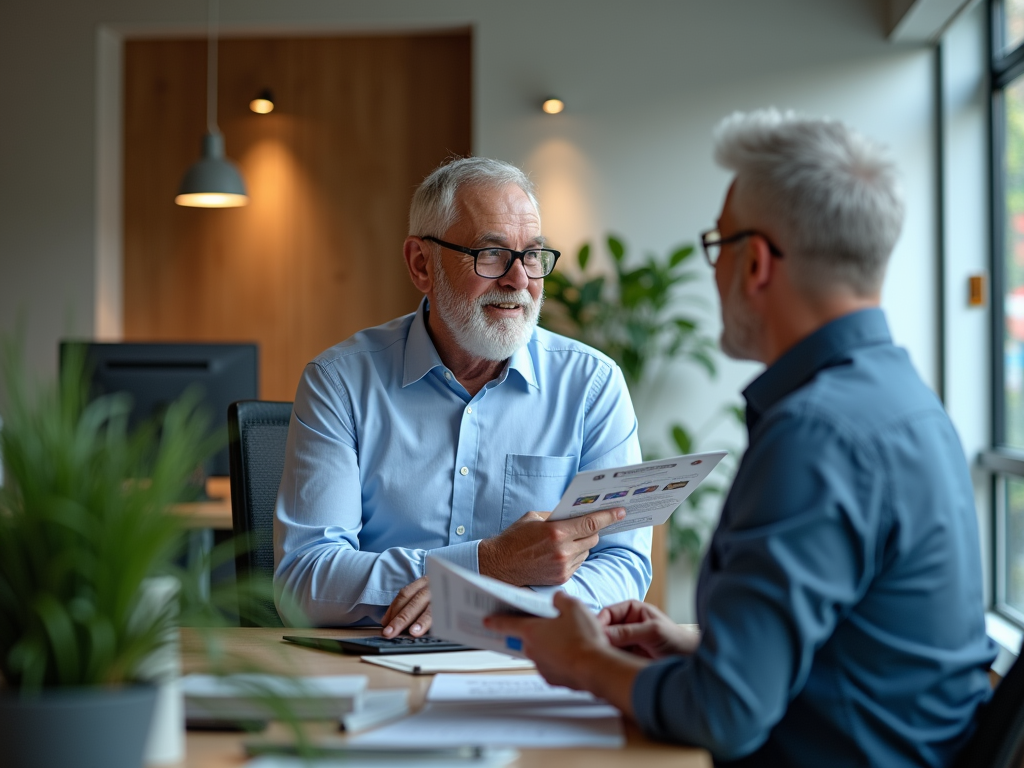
[175,0,248,208]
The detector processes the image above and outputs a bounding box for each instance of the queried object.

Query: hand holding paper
[478,506,626,586]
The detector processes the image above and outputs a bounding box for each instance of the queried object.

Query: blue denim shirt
[633,308,995,767]
[274,299,652,626]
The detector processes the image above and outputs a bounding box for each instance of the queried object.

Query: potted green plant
[0,340,216,768]
[542,235,741,563]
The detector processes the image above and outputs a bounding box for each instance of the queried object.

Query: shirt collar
[743,307,892,430]
[508,336,540,390]
[402,299,446,387]
[402,297,541,391]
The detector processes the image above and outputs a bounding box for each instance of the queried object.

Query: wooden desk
[170,477,233,531]
[179,627,711,768]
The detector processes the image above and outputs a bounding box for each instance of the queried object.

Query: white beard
[432,255,542,362]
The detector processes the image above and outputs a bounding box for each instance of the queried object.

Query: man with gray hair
[487,111,996,767]
[275,157,652,634]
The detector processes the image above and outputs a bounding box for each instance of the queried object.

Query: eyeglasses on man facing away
[700,229,784,268]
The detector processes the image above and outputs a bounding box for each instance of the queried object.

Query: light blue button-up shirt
[274,299,652,626]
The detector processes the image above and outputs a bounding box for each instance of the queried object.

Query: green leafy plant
[0,340,218,691]
[543,235,717,389]
[543,235,739,563]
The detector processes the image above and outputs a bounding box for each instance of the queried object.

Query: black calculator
[283,634,472,655]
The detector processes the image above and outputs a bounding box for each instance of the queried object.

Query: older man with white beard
[274,157,652,632]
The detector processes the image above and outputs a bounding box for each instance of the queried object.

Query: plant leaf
[607,235,625,263]
[726,404,746,424]
[577,243,591,271]
[669,245,694,267]
[671,424,693,454]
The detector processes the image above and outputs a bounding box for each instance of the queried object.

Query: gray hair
[409,156,539,237]
[713,109,904,297]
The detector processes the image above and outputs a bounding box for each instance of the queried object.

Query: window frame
[986,0,1024,627]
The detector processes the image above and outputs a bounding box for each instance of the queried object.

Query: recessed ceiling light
[542,98,565,115]
[249,88,275,114]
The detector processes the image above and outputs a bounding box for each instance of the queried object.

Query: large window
[989,0,1024,624]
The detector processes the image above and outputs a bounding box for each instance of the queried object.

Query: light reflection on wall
[231,129,319,281]
[526,137,600,270]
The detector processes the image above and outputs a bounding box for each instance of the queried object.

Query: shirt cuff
[424,539,480,575]
[632,656,688,739]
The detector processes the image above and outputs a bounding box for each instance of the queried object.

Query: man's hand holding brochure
[429,450,725,654]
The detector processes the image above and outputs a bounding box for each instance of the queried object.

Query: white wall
[1,0,947,618]
[941,2,993,603]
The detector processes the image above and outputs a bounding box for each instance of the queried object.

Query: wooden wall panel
[123,33,472,401]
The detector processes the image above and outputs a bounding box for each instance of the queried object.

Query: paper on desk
[246,748,519,768]
[548,450,727,535]
[352,673,623,749]
[426,673,596,704]
[426,556,557,656]
[350,701,623,749]
[340,689,410,733]
[361,651,534,674]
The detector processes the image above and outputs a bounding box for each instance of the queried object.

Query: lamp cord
[207,0,218,135]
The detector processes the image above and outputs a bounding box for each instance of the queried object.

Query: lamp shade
[175,133,248,208]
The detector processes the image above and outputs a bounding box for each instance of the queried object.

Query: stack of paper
[183,674,368,724]
[350,674,624,749]
[340,689,410,732]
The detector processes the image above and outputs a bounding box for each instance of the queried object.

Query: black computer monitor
[61,341,258,477]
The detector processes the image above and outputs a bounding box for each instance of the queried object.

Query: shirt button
[444,371,452,381]
[456,525,466,536]
[466,406,473,414]
[460,466,469,476]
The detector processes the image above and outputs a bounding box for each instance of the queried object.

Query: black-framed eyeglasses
[422,236,561,279]
[700,229,784,267]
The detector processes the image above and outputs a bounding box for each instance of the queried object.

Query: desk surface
[179,627,710,768]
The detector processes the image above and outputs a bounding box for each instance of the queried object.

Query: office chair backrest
[951,651,1024,768]
[227,400,293,628]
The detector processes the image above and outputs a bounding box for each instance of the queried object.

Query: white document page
[426,556,557,656]
[350,702,623,749]
[548,450,727,535]
[426,674,597,705]
[351,676,623,749]
[361,651,534,675]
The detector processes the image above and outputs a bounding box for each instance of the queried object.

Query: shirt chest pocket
[500,454,577,530]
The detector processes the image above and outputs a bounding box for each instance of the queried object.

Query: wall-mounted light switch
[968,274,986,308]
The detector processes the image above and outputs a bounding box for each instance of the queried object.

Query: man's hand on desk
[381,576,431,637]
[477,507,627,586]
